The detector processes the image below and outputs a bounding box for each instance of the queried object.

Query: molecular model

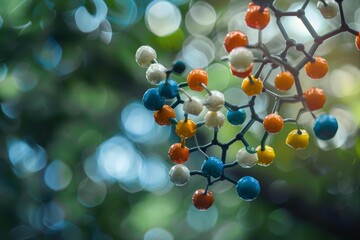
[135,0,360,210]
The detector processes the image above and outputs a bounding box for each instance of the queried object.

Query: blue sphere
[313,114,338,140]
[142,88,165,111]
[227,109,247,125]
[201,157,223,178]
[158,80,179,99]
[172,60,186,74]
[236,176,260,201]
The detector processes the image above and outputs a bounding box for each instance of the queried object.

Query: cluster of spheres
[135,0,360,210]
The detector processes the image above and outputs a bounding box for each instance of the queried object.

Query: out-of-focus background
[0,0,359,239]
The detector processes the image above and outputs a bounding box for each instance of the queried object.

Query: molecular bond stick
[135,0,360,210]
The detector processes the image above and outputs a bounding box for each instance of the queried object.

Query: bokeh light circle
[186,205,218,232]
[77,178,107,207]
[182,36,215,69]
[144,227,174,240]
[145,0,182,37]
[139,155,170,193]
[108,0,138,28]
[0,63,7,82]
[7,138,47,178]
[267,208,294,235]
[185,1,217,35]
[120,101,171,144]
[44,160,73,191]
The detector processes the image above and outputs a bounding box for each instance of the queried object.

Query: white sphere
[228,47,253,71]
[146,63,167,85]
[317,0,338,19]
[204,111,225,130]
[183,96,203,115]
[135,45,157,68]
[169,164,190,186]
[236,147,258,168]
[203,90,225,111]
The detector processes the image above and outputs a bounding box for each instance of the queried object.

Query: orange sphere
[187,69,208,91]
[356,32,360,50]
[305,57,328,79]
[224,30,249,53]
[175,120,197,138]
[230,63,253,79]
[154,105,176,125]
[245,3,270,30]
[303,87,326,111]
[168,143,190,164]
[274,71,295,91]
[192,189,214,210]
[263,113,284,133]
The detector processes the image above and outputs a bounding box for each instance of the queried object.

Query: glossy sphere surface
[224,30,249,53]
[187,69,208,91]
[245,3,270,30]
[274,71,295,92]
[172,60,186,74]
[192,189,214,210]
[229,47,253,71]
[183,96,203,115]
[205,111,225,130]
[175,120,197,138]
[303,87,326,111]
[154,105,176,125]
[241,75,263,96]
[236,176,260,201]
[135,45,157,68]
[169,164,190,186]
[263,113,284,133]
[356,32,360,51]
[158,80,179,99]
[317,0,338,19]
[236,147,258,168]
[168,143,190,164]
[146,63,166,85]
[142,88,165,111]
[203,90,225,111]
[256,145,275,166]
[286,129,309,149]
[227,109,247,125]
[201,157,223,178]
[230,64,253,78]
[313,114,338,140]
[305,57,328,79]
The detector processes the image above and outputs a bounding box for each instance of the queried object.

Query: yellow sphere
[241,75,263,96]
[175,120,197,138]
[256,145,275,166]
[286,129,309,149]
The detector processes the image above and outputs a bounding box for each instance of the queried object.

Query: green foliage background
[0,0,359,239]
